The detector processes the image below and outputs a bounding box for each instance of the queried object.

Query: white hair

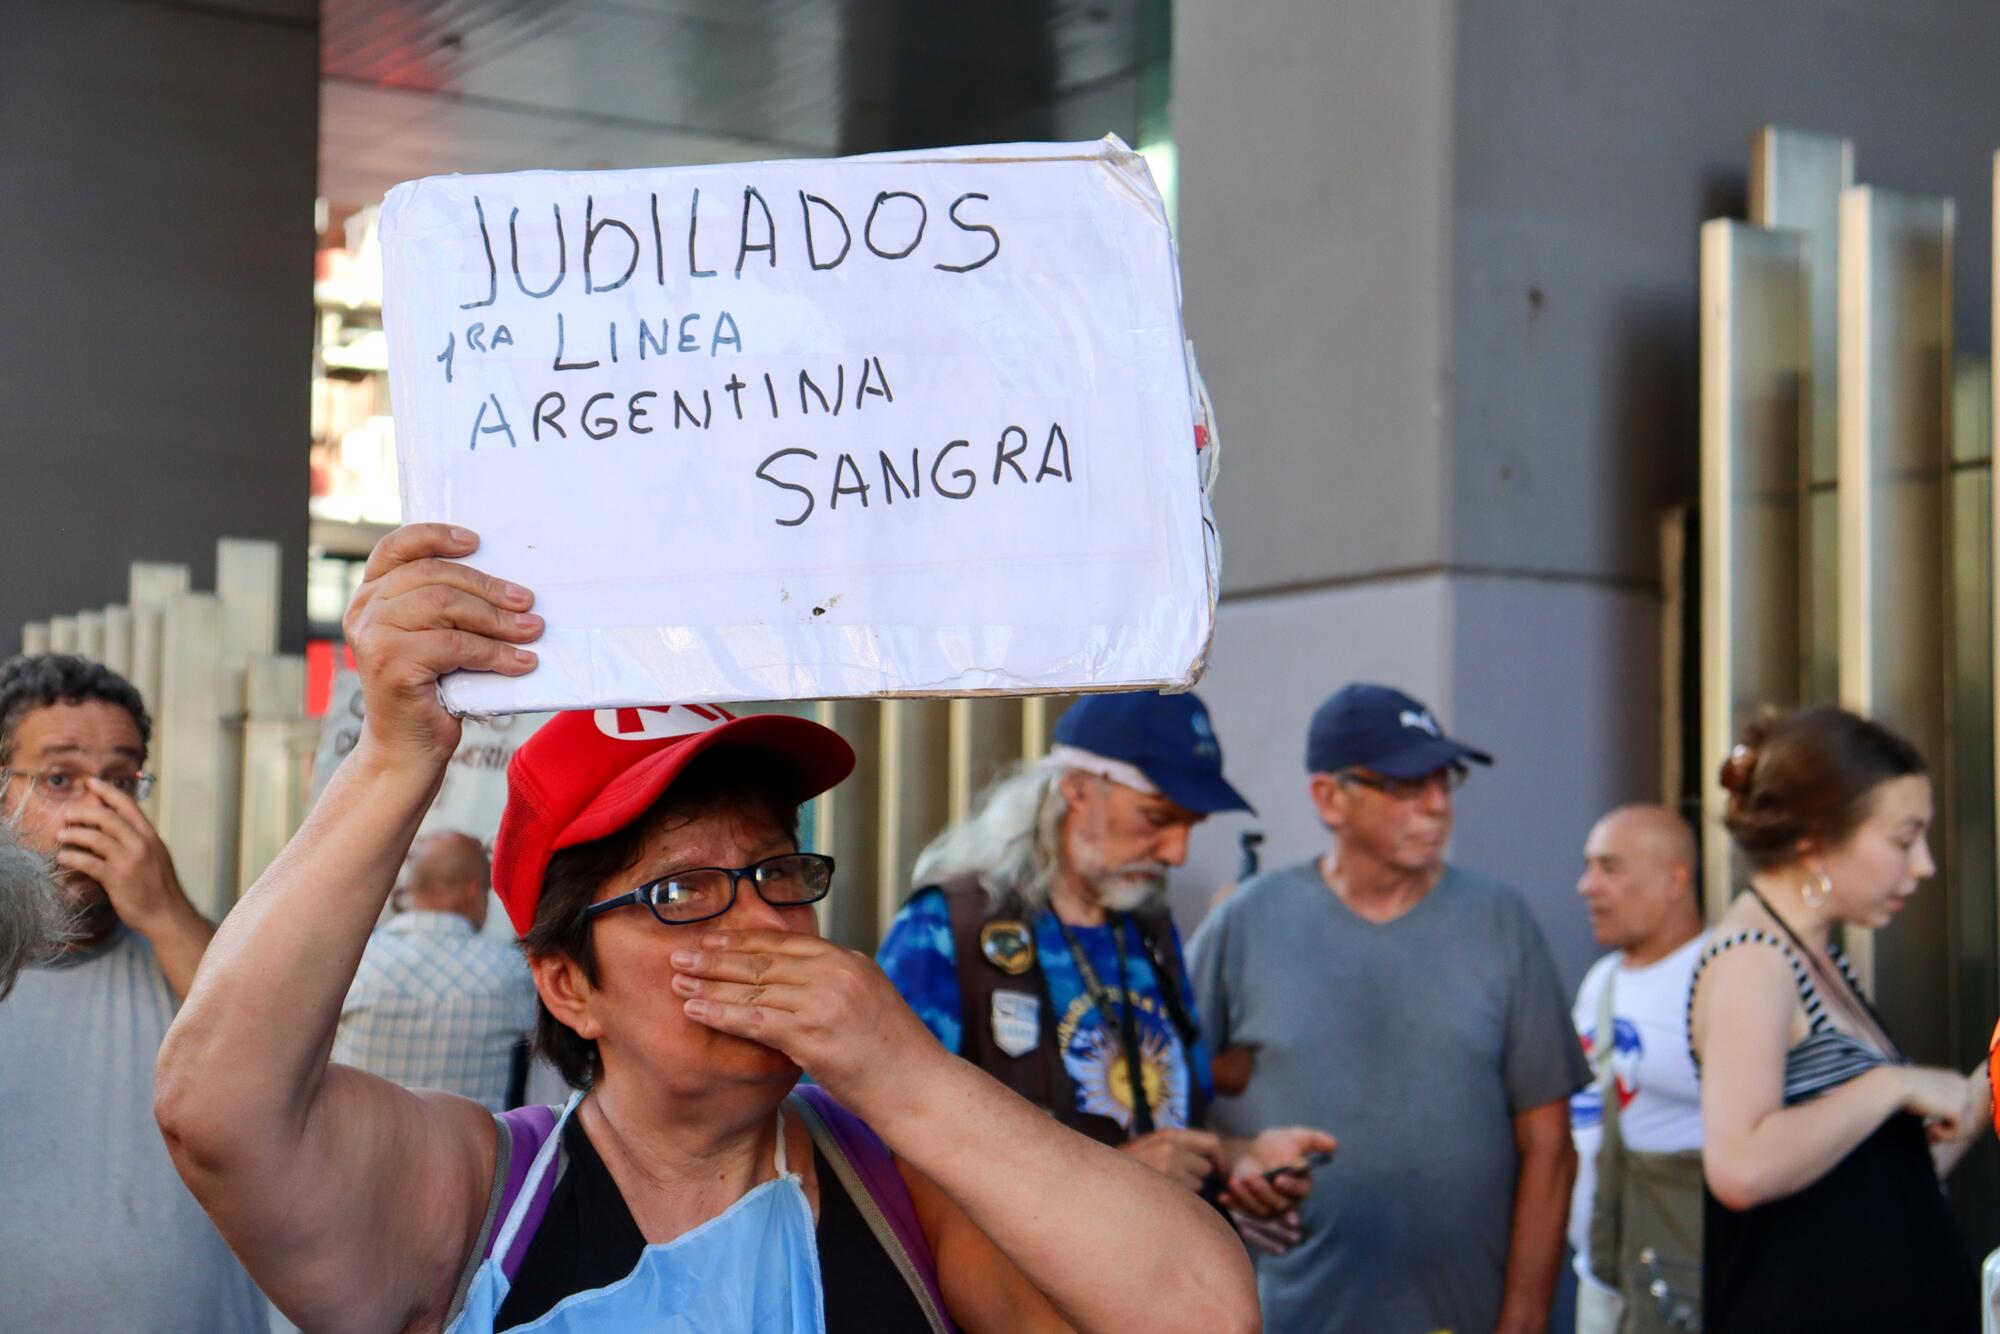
[911,762,1071,911]
[0,833,75,1000]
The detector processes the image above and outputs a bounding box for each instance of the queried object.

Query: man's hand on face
[1118,1127,1225,1192]
[54,777,193,936]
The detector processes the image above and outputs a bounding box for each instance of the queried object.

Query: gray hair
[911,762,1070,911]
[0,833,75,1000]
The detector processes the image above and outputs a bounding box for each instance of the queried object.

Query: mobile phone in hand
[1261,1149,1335,1183]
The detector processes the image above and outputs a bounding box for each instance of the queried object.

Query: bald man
[395,829,493,927]
[1566,806,1710,1333]
[331,830,536,1111]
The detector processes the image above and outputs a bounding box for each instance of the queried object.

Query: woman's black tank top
[495,1113,935,1331]
[1694,927,1978,1330]
[1703,1110,1977,1331]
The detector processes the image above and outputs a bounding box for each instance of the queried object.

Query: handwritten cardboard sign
[381,137,1214,715]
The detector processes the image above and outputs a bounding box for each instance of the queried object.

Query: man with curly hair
[0,653,264,1330]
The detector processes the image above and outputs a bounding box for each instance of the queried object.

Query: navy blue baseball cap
[1052,691,1255,815]
[1305,684,1493,779]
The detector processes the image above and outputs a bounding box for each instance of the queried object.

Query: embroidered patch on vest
[991,990,1041,1058]
[979,919,1036,976]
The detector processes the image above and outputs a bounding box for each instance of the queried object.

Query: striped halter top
[1687,911,1899,1104]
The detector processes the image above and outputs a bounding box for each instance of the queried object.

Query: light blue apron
[446,1092,827,1333]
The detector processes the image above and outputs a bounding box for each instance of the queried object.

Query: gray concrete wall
[1174,0,1456,595]
[1170,0,1655,993]
[0,0,318,658]
[1451,0,2000,583]
[1444,573,1660,987]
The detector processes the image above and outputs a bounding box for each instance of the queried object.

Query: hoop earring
[1801,870,1833,911]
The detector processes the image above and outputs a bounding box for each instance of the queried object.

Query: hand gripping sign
[380,137,1218,715]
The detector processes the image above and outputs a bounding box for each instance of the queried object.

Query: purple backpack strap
[793,1085,959,1334]
[485,1103,562,1280]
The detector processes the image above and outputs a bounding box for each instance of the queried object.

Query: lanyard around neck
[1053,913,1156,1136]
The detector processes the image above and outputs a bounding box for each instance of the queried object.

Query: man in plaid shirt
[333,830,537,1110]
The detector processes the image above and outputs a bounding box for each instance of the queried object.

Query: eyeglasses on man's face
[1338,766,1467,802]
[583,852,836,927]
[1,767,156,805]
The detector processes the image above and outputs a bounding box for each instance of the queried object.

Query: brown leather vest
[931,877,1204,1146]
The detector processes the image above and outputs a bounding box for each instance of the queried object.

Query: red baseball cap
[491,704,855,936]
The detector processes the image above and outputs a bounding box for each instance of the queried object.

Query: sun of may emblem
[1060,994,1189,1129]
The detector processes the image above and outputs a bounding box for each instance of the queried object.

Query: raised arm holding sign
[380,137,1215,715]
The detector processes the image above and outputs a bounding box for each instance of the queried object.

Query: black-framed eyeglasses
[583,852,836,927]
[1338,765,1468,802]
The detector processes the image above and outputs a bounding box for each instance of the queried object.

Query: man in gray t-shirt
[0,655,265,1330]
[1191,684,1586,1334]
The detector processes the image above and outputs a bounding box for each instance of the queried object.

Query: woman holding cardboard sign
[154,523,1257,1334]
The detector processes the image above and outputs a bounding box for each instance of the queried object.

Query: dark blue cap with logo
[1305,683,1493,779]
[1053,690,1255,815]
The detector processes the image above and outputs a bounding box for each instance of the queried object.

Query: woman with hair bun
[1687,706,1989,1331]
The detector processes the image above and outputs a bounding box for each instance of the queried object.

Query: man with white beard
[879,692,1334,1243]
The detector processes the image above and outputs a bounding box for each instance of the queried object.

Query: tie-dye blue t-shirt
[877,889,1214,1132]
